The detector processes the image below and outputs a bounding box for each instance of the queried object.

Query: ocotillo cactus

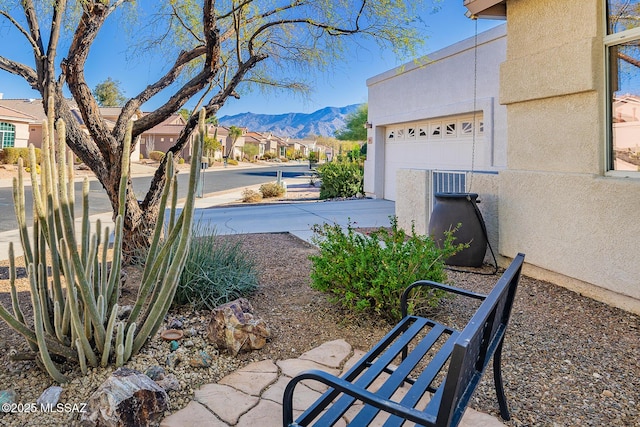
[0,102,204,382]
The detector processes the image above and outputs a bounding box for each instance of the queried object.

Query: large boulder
[80,367,169,427]
[206,298,271,355]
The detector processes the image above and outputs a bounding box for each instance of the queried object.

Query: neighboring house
[204,124,227,161]
[368,0,640,315]
[243,131,267,160]
[612,95,640,170]
[138,114,192,162]
[221,127,246,160]
[0,98,51,148]
[0,98,142,161]
[0,104,37,148]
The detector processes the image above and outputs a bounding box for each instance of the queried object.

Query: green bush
[149,150,165,161]
[1,147,42,166]
[317,161,363,199]
[309,217,467,322]
[259,182,285,198]
[226,158,238,165]
[175,224,259,310]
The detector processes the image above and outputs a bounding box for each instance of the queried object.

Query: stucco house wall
[368,0,640,315]
[494,0,640,313]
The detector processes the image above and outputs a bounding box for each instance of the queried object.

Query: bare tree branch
[0,56,39,87]
[0,11,42,55]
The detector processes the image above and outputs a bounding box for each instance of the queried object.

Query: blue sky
[0,2,502,116]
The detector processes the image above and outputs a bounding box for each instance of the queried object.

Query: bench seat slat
[298,316,432,425]
[382,332,460,427]
[349,323,451,425]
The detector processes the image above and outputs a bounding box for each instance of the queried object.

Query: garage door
[383,114,483,200]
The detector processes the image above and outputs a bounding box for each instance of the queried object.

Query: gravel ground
[0,231,639,426]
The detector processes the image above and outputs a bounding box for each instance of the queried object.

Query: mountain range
[218,104,362,139]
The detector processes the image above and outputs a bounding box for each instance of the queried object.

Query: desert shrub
[1,147,42,166]
[309,216,467,322]
[175,224,259,310]
[259,182,285,198]
[25,164,41,175]
[139,153,144,160]
[317,160,363,199]
[226,158,238,165]
[149,150,165,161]
[242,188,263,203]
[178,157,185,164]
[262,152,276,160]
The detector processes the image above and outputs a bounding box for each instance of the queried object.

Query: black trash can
[428,192,488,267]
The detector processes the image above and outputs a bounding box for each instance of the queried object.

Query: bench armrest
[401,280,487,318]
[283,369,436,427]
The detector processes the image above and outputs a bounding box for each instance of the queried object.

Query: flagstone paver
[160,339,506,426]
[298,338,352,368]
[218,359,279,396]
[160,401,227,427]
[194,383,259,425]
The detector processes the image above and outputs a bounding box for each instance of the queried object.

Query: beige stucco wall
[499,0,640,313]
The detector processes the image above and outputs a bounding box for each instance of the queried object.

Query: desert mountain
[218,104,362,138]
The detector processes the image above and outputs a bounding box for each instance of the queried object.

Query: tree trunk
[122,198,161,265]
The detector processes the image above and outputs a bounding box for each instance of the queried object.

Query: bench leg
[492,340,511,421]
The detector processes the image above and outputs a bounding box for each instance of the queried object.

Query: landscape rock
[0,389,17,407]
[188,351,213,368]
[206,298,271,355]
[80,367,169,427]
[155,374,181,392]
[144,366,166,381]
[36,385,63,408]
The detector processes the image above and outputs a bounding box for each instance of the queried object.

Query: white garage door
[383,114,484,200]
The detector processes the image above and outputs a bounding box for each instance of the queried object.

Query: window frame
[0,122,16,148]
[604,5,640,177]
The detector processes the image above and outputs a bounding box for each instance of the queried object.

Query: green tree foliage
[335,104,368,141]
[178,108,191,121]
[93,78,126,107]
[0,0,430,259]
[242,143,259,160]
[226,126,243,158]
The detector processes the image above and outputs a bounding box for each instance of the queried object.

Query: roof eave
[463,0,507,19]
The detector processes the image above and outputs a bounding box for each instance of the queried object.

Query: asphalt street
[0,163,312,233]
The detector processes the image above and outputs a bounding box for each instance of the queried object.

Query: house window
[418,125,428,138]
[0,122,16,148]
[407,127,416,139]
[606,0,640,172]
[430,123,442,138]
[460,120,474,136]
[387,129,395,140]
[445,122,456,137]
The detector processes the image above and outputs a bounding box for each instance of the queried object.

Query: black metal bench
[283,253,525,427]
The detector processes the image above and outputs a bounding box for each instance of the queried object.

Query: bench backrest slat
[436,253,524,427]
